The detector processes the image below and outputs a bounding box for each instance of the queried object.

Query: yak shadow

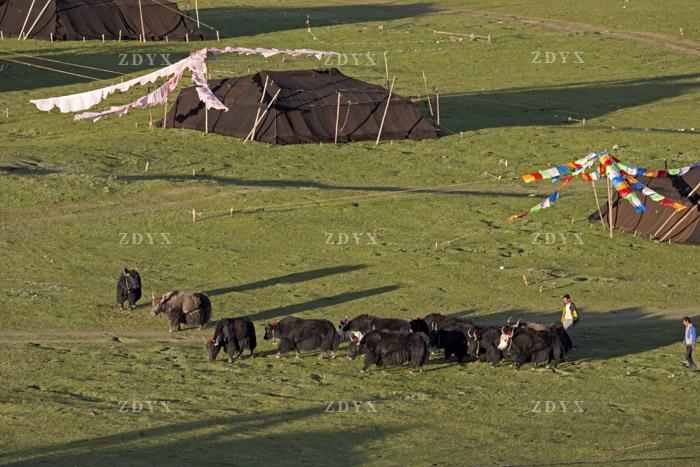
[245,285,401,322]
[206,264,369,297]
[470,307,688,362]
[4,406,400,466]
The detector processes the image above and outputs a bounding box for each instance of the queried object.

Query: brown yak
[151,291,212,332]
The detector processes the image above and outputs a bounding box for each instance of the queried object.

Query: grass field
[1,1,700,465]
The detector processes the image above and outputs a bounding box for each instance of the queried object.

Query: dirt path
[1,308,694,344]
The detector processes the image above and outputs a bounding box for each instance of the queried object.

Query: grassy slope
[1,1,700,465]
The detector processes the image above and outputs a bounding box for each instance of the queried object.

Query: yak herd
[116,268,574,372]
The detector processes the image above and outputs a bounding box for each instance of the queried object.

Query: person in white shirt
[560,294,579,350]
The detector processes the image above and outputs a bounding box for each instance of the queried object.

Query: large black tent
[0,0,203,40]
[163,68,438,144]
[590,167,700,244]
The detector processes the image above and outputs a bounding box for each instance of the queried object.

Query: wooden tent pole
[18,0,36,40]
[435,88,440,128]
[383,52,389,88]
[22,0,52,40]
[334,91,341,144]
[606,176,614,238]
[658,202,699,242]
[651,179,700,239]
[591,180,606,230]
[250,75,269,141]
[194,0,200,28]
[375,76,396,145]
[162,97,168,129]
[421,71,434,117]
[138,0,146,42]
[245,89,282,143]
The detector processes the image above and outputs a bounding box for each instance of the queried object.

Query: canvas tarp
[163,68,437,144]
[0,0,203,40]
[591,167,700,243]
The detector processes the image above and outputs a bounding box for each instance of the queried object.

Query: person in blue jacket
[682,316,697,372]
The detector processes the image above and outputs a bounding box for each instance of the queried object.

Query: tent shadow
[437,72,700,133]
[198,3,438,38]
[4,406,401,465]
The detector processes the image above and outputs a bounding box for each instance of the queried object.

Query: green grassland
[1,1,699,465]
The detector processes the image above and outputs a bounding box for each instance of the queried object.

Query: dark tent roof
[0,0,203,40]
[590,167,700,244]
[163,68,437,145]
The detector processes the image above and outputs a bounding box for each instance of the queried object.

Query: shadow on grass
[436,72,700,133]
[199,3,437,38]
[5,406,401,465]
[246,285,401,322]
[206,264,369,297]
[472,307,688,362]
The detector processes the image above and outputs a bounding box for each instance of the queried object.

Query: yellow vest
[561,302,579,322]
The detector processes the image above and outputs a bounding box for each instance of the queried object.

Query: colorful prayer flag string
[509,150,693,221]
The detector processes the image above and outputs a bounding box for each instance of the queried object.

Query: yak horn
[151,292,155,299]
[506,316,513,325]
[514,319,521,327]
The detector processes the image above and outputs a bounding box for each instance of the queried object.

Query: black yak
[466,326,503,366]
[423,313,474,333]
[264,317,339,358]
[151,290,212,332]
[338,314,410,337]
[116,267,142,310]
[207,317,257,363]
[352,330,429,372]
[431,322,472,363]
[497,323,564,368]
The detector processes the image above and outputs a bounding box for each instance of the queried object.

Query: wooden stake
[204,106,208,134]
[138,0,146,42]
[186,33,189,43]
[148,106,153,129]
[334,91,341,144]
[591,180,606,230]
[166,36,169,42]
[118,29,121,41]
[652,179,700,239]
[435,89,440,128]
[606,176,613,238]
[83,36,86,43]
[229,208,234,216]
[50,32,53,42]
[375,76,396,145]
[192,209,197,222]
[101,34,105,43]
[162,98,168,129]
[145,161,149,172]
[421,71,434,117]
[216,30,220,41]
[1,31,4,40]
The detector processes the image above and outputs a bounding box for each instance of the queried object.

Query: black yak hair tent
[0,0,204,40]
[162,68,438,145]
[590,167,700,244]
